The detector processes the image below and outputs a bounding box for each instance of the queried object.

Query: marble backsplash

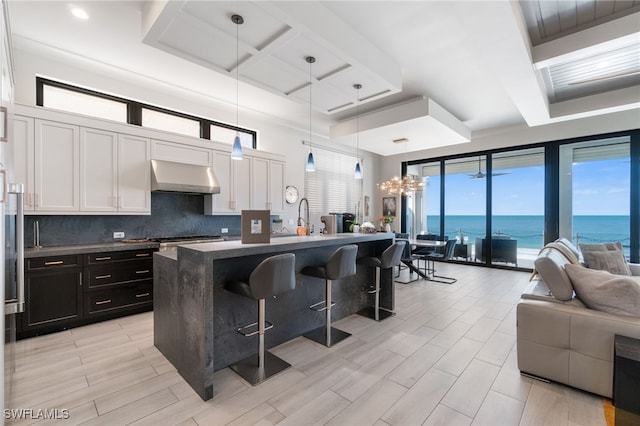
[24,193,243,247]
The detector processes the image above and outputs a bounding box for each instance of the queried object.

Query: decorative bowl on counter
[359,222,377,234]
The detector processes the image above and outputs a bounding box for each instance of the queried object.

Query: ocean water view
[425,215,631,251]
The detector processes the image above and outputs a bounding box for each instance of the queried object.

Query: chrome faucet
[297,197,311,235]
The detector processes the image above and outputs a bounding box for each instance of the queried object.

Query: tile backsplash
[24,193,242,247]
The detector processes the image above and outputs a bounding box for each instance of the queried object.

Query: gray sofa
[516,239,640,398]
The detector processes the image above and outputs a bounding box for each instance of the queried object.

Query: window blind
[304,147,362,231]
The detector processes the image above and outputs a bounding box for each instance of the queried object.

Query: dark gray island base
[153,233,395,401]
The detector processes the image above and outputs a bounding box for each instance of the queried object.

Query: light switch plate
[221,228,228,234]
[113,231,125,239]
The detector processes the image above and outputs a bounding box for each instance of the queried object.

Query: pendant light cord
[309,58,312,152]
[236,19,239,135]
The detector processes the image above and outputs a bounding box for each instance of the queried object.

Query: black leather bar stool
[302,244,358,347]
[225,253,296,385]
[357,242,404,321]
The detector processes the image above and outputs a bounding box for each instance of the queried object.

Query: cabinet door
[269,160,286,214]
[23,269,82,330]
[233,156,252,211]
[118,134,150,213]
[252,157,269,210]
[34,120,80,212]
[205,150,234,214]
[13,116,35,210]
[80,127,118,212]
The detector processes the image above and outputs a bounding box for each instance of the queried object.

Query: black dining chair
[422,239,457,284]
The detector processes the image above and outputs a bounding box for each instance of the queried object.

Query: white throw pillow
[564,264,640,317]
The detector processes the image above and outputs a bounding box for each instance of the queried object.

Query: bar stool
[225,253,296,385]
[357,242,404,321]
[302,244,358,347]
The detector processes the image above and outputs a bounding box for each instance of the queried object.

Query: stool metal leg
[229,298,291,385]
[358,266,395,321]
[304,279,351,347]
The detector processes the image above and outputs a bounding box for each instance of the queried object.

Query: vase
[384,223,391,232]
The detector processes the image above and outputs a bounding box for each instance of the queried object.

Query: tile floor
[6,263,607,425]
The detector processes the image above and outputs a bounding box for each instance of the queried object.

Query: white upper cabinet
[251,157,285,214]
[13,115,34,209]
[204,150,252,214]
[14,106,286,216]
[118,134,150,213]
[269,160,285,214]
[205,152,285,215]
[80,127,118,212]
[34,119,80,212]
[80,129,150,213]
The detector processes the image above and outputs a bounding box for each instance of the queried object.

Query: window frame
[36,77,257,148]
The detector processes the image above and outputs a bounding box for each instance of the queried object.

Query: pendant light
[354,83,363,179]
[231,14,244,160]
[305,56,316,172]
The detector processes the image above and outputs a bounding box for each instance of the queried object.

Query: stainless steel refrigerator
[3,183,24,419]
[1,0,19,418]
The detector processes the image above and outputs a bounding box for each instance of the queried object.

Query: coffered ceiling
[7,1,640,157]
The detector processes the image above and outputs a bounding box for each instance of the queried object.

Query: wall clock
[285,185,299,204]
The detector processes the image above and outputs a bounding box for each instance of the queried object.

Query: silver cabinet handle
[15,185,24,313]
[135,253,149,257]
[95,299,112,305]
[136,292,150,298]
[95,274,112,280]
[95,256,112,261]
[44,260,64,266]
[135,270,150,274]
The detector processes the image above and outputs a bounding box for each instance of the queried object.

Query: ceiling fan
[467,158,511,179]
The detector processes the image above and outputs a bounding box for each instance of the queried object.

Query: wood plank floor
[7,263,607,425]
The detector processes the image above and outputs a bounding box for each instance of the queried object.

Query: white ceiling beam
[532,12,640,69]
[451,1,550,127]
[549,85,640,121]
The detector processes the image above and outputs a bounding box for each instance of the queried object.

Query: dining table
[396,238,446,281]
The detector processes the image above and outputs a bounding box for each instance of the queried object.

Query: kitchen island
[153,233,395,400]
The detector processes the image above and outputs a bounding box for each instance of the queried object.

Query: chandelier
[378,175,424,195]
[378,137,424,194]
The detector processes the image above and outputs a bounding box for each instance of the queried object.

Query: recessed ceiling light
[70,7,89,20]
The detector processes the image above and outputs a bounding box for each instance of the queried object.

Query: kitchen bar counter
[153,232,395,401]
[25,241,160,258]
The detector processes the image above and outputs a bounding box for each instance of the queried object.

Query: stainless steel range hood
[150,159,220,194]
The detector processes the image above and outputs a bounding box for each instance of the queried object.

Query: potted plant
[378,216,394,232]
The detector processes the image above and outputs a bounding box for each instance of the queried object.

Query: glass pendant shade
[231,135,243,160]
[354,162,363,179]
[306,151,315,172]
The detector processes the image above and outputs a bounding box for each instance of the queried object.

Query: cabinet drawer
[85,283,152,316]
[86,249,155,264]
[86,260,153,288]
[27,255,82,271]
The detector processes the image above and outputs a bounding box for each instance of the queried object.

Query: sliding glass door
[444,156,486,261]
[491,148,545,268]
[559,137,631,259]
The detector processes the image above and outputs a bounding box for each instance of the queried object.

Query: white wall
[13,47,381,226]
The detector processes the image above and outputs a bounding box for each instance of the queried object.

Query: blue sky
[426,158,630,216]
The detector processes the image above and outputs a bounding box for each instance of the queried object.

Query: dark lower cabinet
[21,255,83,334]
[19,248,156,339]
